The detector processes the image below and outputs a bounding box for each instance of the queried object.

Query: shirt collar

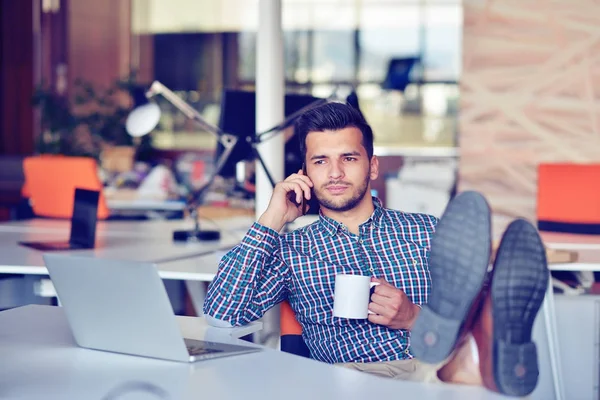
[369,197,388,228]
[317,197,389,236]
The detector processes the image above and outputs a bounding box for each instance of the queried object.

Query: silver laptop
[43,253,260,363]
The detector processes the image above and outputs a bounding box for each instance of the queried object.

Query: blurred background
[130,0,460,151]
[2,0,600,230]
[0,0,463,225]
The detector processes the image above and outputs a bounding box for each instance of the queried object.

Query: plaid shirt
[204,199,437,363]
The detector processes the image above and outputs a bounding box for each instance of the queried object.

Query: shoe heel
[410,306,462,363]
[495,341,539,397]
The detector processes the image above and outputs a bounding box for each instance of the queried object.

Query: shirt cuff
[239,222,280,254]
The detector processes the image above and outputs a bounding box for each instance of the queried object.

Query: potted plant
[32,72,149,161]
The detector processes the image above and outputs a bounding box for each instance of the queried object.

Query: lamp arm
[255,84,339,141]
[185,133,238,209]
[142,80,241,210]
[255,98,327,141]
[146,80,225,138]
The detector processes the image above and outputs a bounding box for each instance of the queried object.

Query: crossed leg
[411,191,549,397]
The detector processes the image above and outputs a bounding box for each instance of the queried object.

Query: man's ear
[370,155,379,181]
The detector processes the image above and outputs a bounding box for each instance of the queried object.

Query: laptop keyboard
[184,339,225,356]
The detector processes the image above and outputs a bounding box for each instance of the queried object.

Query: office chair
[280,300,311,358]
[346,90,362,114]
[537,163,600,290]
[381,57,420,93]
[22,155,110,219]
[537,163,600,234]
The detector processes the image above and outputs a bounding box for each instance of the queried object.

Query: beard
[315,173,371,212]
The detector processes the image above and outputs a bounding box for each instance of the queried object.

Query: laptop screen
[69,188,100,248]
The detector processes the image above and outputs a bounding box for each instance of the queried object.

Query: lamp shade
[125,102,161,137]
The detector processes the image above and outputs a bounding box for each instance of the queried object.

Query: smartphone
[301,163,309,215]
[289,163,310,215]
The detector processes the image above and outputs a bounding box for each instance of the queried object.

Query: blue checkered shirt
[204,199,438,363]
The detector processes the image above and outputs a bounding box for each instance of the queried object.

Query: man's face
[304,127,379,212]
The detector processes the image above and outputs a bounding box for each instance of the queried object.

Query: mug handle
[367,282,380,315]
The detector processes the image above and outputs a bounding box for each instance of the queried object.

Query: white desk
[541,232,600,288]
[0,216,254,239]
[541,231,600,250]
[0,234,224,310]
[0,216,255,275]
[0,218,252,314]
[536,232,600,400]
[0,305,509,400]
[107,198,187,211]
[0,230,235,275]
[156,252,226,281]
[549,250,600,272]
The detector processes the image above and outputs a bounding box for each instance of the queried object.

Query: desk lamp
[126,81,342,241]
[125,81,238,242]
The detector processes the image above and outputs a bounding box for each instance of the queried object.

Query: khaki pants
[337,359,442,383]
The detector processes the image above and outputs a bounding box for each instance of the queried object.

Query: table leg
[185,281,206,316]
[543,278,565,400]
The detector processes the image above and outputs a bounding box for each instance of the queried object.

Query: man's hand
[368,277,420,330]
[258,169,313,232]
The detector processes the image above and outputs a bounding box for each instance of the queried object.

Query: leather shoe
[472,218,549,397]
[411,191,492,363]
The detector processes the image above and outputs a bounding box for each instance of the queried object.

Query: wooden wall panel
[459,0,600,234]
[0,0,36,155]
[0,0,133,156]
[134,34,155,84]
[40,0,69,94]
[68,0,131,91]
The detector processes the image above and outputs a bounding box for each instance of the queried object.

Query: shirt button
[358,238,363,244]
[255,234,262,240]
[413,259,418,266]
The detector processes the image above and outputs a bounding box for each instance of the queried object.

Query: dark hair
[295,102,374,162]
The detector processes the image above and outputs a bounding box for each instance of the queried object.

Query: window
[131,0,463,150]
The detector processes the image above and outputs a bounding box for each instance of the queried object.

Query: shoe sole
[410,191,492,363]
[490,219,549,397]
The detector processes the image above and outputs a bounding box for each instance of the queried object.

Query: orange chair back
[280,300,303,335]
[537,163,600,234]
[280,300,310,357]
[22,155,110,219]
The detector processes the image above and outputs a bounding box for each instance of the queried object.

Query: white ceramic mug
[333,274,380,319]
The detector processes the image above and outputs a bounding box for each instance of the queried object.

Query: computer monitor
[215,90,324,180]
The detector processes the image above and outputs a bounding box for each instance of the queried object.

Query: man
[204,102,548,396]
